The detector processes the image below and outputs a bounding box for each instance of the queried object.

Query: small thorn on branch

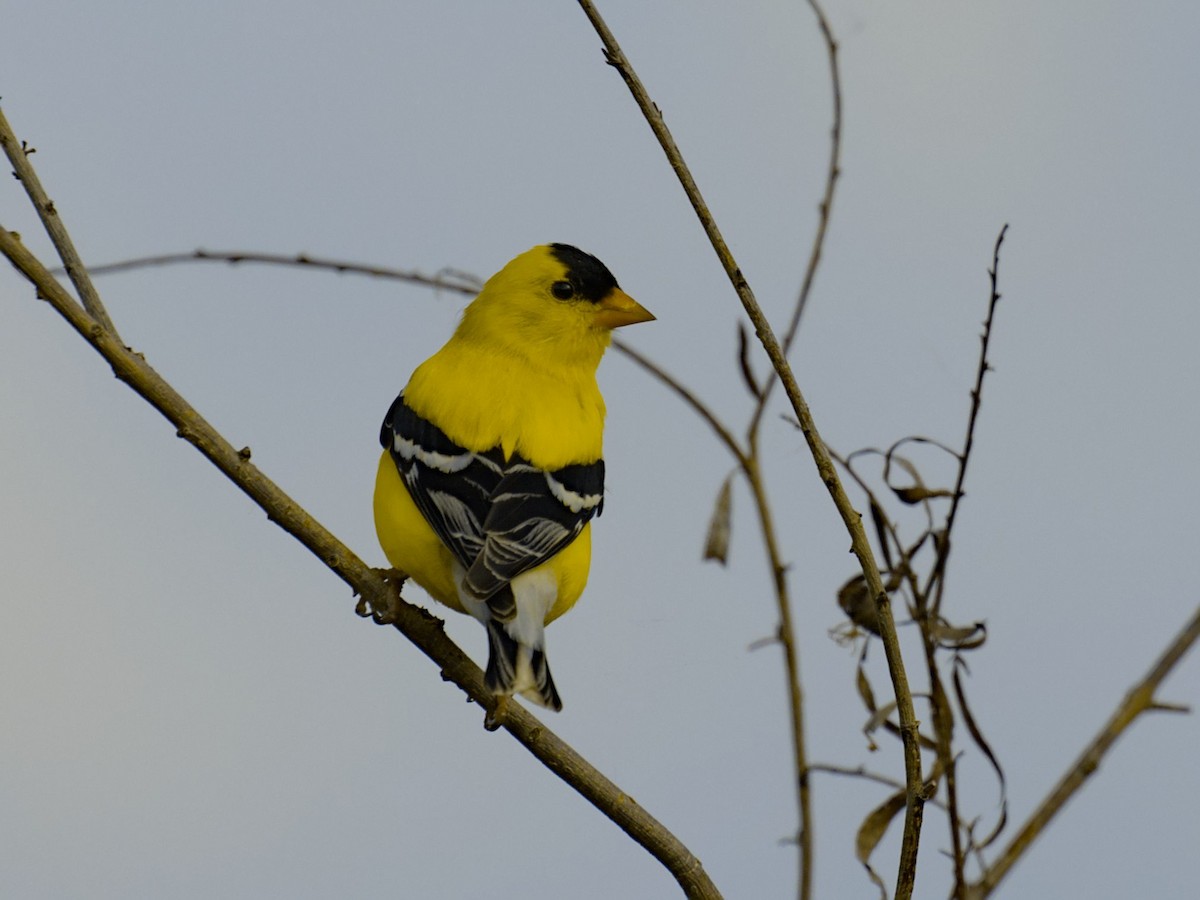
[1147,700,1191,715]
[748,634,780,652]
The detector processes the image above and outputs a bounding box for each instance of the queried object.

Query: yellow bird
[374,244,654,711]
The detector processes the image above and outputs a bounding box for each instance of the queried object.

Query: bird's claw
[356,569,407,623]
[483,695,510,731]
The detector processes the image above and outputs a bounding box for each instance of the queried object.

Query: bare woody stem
[966,601,1200,899]
[70,242,809,899]
[0,226,722,900]
[575,3,925,897]
[79,248,483,295]
[927,224,1009,618]
[0,107,120,339]
[743,456,815,880]
[615,344,813,892]
[928,223,1009,898]
[576,4,821,890]
[786,0,842,351]
[612,339,748,467]
[748,0,843,441]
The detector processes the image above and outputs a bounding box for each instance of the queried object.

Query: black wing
[380,393,504,570]
[381,393,605,605]
[463,458,605,602]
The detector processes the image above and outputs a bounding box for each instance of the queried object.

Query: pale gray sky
[3,2,1198,898]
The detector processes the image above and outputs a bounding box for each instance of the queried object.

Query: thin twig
[809,764,952,816]
[834,229,1011,897]
[574,5,925,898]
[611,352,814,886]
[923,643,964,897]
[76,248,481,296]
[743,454,814,877]
[922,226,1008,897]
[612,338,747,467]
[618,338,809,888]
[787,0,842,350]
[965,601,1200,899]
[74,250,750,503]
[0,226,722,900]
[0,106,121,338]
[747,0,843,441]
[74,250,749,495]
[927,225,1009,617]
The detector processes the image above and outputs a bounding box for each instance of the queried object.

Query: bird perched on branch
[374,244,654,713]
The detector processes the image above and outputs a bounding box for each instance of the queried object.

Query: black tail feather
[485,584,517,623]
[484,619,518,694]
[528,646,562,711]
[484,619,562,711]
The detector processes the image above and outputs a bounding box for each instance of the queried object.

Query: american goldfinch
[374,244,654,711]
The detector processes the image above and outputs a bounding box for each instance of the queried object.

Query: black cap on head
[549,243,619,304]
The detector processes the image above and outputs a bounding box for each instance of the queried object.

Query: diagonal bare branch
[0,225,722,900]
[966,601,1200,899]
[747,0,844,442]
[574,4,924,898]
[0,107,120,339]
[76,248,481,295]
[612,338,747,468]
[927,224,1009,617]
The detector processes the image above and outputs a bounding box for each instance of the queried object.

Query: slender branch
[918,227,1008,897]
[612,338,747,468]
[834,229,1011,897]
[616,346,811,882]
[615,319,812,883]
[742,457,814,880]
[76,248,481,296]
[575,4,925,897]
[922,641,964,897]
[71,237,921,897]
[70,252,742,480]
[927,225,1008,617]
[966,602,1200,899]
[747,0,843,441]
[786,0,842,351]
[809,764,952,816]
[810,763,910,794]
[833,446,968,895]
[579,2,825,876]
[0,106,121,338]
[73,251,746,476]
[0,226,721,900]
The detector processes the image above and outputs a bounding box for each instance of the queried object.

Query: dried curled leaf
[954,658,1008,849]
[736,322,762,399]
[856,658,877,713]
[883,453,954,506]
[702,473,734,565]
[856,656,884,751]
[893,485,956,505]
[864,700,898,751]
[930,618,988,650]
[838,574,881,635]
[856,789,907,899]
[868,498,893,569]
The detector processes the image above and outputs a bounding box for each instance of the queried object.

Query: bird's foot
[356,569,407,624]
[483,694,510,732]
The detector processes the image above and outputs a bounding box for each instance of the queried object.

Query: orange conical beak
[595,288,655,329]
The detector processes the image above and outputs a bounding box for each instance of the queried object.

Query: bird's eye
[551,280,575,300]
